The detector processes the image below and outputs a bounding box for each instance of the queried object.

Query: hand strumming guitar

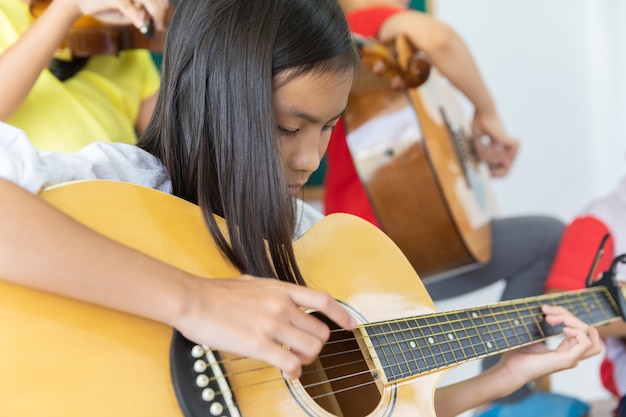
[472,110,520,177]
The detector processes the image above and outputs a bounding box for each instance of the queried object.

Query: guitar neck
[362,286,620,384]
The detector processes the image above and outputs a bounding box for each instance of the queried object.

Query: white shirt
[585,176,626,277]
[582,175,626,396]
[0,122,322,238]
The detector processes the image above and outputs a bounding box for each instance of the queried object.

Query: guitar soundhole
[300,313,381,417]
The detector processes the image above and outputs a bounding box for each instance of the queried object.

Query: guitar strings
[192,288,615,412]
[221,289,611,381]
[216,287,613,382]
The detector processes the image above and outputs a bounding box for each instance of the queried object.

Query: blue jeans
[618,395,626,417]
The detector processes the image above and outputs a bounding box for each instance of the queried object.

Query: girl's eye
[278,126,298,136]
[322,124,337,132]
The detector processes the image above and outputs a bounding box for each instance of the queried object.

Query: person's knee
[537,216,566,254]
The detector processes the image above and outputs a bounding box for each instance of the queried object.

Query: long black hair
[138,0,359,284]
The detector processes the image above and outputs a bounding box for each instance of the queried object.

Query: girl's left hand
[494,305,601,389]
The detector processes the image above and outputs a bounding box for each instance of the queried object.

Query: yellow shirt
[0,0,161,152]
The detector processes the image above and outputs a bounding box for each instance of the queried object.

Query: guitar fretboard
[363,287,619,383]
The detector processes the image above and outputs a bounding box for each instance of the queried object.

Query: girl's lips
[287,183,305,195]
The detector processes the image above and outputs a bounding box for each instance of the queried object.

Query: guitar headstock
[589,251,626,320]
[352,33,431,89]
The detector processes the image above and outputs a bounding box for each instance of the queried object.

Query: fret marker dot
[447,333,454,340]
[428,337,435,344]
[472,312,479,318]
[486,342,493,349]
[410,341,417,348]
[513,319,520,326]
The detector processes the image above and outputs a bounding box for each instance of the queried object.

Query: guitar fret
[401,318,428,373]
[465,309,489,357]
[411,321,437,371]
[579,293,598,322]
[501,303,539,347]
[561,295,586,326]
[377,323,401,379]
[583,292,613,323]
[527,301,551,340]
[366,287,622,384]
[422,316,448,369]
[488,305,510,351]
[507,306,530,345]
[516,301,544,342]
[516,301,539,344]
[396,319,421,375]
[387,321,411,378]
[541,297,565,338]
[474,307,500,355]
[492,306,512,349]
[443,313,464,363]
[455,311,480,360]
[420,317,443,372]
[461,311,483,358]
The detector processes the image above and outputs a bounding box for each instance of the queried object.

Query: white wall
[426,1,626,414]
[434,0,626,222]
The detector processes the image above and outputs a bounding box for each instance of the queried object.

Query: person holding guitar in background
[324,0,579,414]
[544,172,626,417]
[0,0,168,151]
[0,0,601,416]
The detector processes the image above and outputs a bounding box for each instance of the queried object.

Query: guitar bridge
[170,330,241,417]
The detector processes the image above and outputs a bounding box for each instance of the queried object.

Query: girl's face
[274,70,353,196]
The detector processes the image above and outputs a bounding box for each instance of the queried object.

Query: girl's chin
[286,186,301,196]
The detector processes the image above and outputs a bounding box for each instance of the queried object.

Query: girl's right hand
[173,274,357,380]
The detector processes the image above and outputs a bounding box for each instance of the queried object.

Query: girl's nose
[290,140,322,173]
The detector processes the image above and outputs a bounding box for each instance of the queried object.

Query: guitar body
[0,180,443,417]
[345,36,496,279]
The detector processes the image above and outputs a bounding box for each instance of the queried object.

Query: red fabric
[324,6,404,227]
[544,215,615,292]
[601,355,620,399]
[545,216,617,401]
[345,6,403,38]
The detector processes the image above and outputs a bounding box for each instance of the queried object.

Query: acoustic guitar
[0,180,622,417]
[345,35,496,280]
